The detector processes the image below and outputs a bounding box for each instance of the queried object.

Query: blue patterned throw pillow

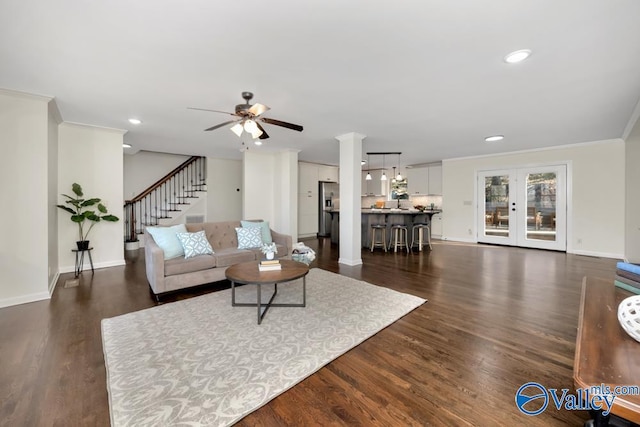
[241,220,272,244]
[235,227,263,249]
[176,230,214,259]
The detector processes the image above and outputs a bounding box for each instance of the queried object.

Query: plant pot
[266,251,275,260]
[76,240,90,250]
[125,240,140,251]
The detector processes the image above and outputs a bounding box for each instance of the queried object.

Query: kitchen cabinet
[298,163,319,237]
[428,165,442,195]
[318,165,339,182]
[299,162,319,193]
[361,170,389,196]
[406,167,429,195]
[406,165,442,195]
[430,213,443,238]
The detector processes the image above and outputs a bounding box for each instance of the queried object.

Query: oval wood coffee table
[225,260,309,324]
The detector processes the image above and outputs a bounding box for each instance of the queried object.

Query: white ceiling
[2,0,640,170]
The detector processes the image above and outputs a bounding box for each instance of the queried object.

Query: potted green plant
[57,183,119,250]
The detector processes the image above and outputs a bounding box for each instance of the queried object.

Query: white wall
[206,157,242,221]
[243,150,298,235]
[0,90,52,307]
[443,139,625,258]
[243,151,275,223]
[58,123,125,272]
[47,100,61,293]
[626,119,640,262]
[123,151,190,200]
[273,150,298,237]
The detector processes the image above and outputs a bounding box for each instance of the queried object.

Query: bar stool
[411,223,432,251]
[389,224,410,253]
[370,224,387,252]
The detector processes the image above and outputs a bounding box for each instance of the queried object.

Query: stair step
[176,195,199,198]
[168,202,191,205]
[160,209,181,212]
[151,215,171,219]
[191,184,207,187]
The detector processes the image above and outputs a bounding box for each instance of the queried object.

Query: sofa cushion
[177,230,214,259]
[213,248,257,267]
[241,220,272,244]
[165,254,216,277]
[235,227,263,249]
[146,224,188,260]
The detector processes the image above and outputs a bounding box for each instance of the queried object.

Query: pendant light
[391,167,397,183]
[381,154,387,181]
[396,153,403,181]
[365,153,372,180]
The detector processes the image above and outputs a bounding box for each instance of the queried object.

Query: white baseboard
[59,259,126,274]
[443,236,477,243]
[0,292,50,309]
[338,258,363,266]
[48,271,60,294]
[569,249,623,260]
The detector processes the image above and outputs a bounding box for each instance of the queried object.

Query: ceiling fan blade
[260,117,303,132]
[204,120,239,132]
[256,122,269,140]
[188,107,237,116]
[249,103,270,116]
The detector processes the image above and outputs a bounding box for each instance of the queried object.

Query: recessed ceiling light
[485,135,504,142]
[128,118,142,125]
[504,49,531,64]
[122,143,132,148]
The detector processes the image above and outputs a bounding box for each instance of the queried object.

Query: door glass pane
[484,175,509,237]
[526,173,556,241]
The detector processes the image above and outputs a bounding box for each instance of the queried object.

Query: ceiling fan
[188,91,303,141]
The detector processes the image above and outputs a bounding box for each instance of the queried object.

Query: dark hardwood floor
[0,239,619,426]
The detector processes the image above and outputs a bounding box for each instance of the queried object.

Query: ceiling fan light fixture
[250,128,263,139]
[254,139,263,146]
[243,120,258,134]
[230,123,243,137]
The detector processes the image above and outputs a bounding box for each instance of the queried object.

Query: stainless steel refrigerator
[318,182,339,237]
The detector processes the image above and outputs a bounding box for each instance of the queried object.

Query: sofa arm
[271,229,292,257]
[144,232,165,294]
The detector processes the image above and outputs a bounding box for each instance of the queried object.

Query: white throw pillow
[235,227,263,249]
[146,224,188,260]
[176,230,214,259]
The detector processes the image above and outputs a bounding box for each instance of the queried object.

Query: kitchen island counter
[329,209,441,247]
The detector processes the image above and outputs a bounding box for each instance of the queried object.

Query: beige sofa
[144,221,292,298]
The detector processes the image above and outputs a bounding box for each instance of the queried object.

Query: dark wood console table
[574,276,640,425]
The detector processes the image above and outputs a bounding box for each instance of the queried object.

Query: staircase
[124,156,207,242]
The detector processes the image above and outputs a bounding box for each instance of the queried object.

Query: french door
[477,165,566,251]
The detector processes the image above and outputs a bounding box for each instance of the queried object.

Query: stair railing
[124,156,206,242]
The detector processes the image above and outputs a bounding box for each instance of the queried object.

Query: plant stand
[72,247,94,278]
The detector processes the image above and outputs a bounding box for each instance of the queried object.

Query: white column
[336,132,365,266]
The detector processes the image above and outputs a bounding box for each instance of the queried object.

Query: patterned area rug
[101,268,426,426]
